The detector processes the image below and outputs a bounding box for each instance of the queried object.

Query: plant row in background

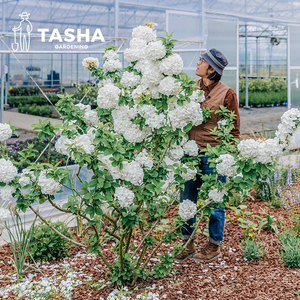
[17,104,53,117]
[7,95,60,107]
[239,78,287,107]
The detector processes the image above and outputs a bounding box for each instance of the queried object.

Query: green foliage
[241,238,267,261]
[28,220,72,262]
[4,214,36,282]
[239,90,287,106]
[8,94,60,107]
[277,228,300,268]
[239,78,287,93]
[253,210,279,234]
[73,83,98,103]
[18,104,53,116]
[9,86,40,96]
[151,253,173,278]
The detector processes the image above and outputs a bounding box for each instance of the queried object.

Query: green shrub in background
[73,83,98,103]
[9,87,40,96]
[239,78,287,93]
[8,95,60,107]
[241,238,267,261]
[18,104,53,116]
[277,228,300,268]
[28,221,72,262]
[239,90,287,106]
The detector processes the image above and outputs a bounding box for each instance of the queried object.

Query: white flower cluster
[18,169,37,187]
[70,134,95,159]
[132,25,157,42]
[107,289,131,300]
[159,53,183,76]
[114,186,135,208]
[103,50,122,72]
[82,57,99,71]
[0,185,16,201]
[99,155,144,186]
[237,138,283,164]
[0,207,10,223]
[217,119,227,129]
[178,199,197,220]
[216,154,238,177]
[0,159,18,183]
[182,140,198,156]
[275,108,300,148]
[0,123,12,142]
[38,170,62,195]
[75,103,99,125]
[137,105,166,130]
[120,71,141,88]
[167,144,184,161]
[190,90,205,103]
[146,40,166,60]
[208,189,227,203]
[168,101,203,130]
[158,76,181,96]
[55,136,72,156]
[181,164,197,181]
[112,105,150,143]
[135,149,153,170]
[97,84,120,109]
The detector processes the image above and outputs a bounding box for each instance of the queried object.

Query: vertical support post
[256,37,259,79]
[287,26,291,110]
[51,53,53,87]
[5,52,9,105]
[0,0,5,123]
[1,54,4,123]
[245,23,249,108]
[236,20,239,103]
[76,53,79,87]
[60,54,63,92]
[108,8,111,38]
[114,0,119,47]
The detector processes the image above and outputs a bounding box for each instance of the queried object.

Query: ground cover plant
[1,23,300,299]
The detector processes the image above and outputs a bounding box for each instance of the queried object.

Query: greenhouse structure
[0,0,300,123]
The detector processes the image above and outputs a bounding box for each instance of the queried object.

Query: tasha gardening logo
[12,11,105,51]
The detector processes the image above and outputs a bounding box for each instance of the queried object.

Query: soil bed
[0,195,299,300]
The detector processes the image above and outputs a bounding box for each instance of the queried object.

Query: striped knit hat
[202,48,228,75]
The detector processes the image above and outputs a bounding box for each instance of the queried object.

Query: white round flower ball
[132,25,156,43]
[178,199,197,220]
[103,59,122,72]
[38,170,62,195]
[97,84,120,109]
[0,159,18,183]
[208,189,227,203]
[82,57,99,71]
[114,186,135,208]
[103,50,119,60]
[0,123,12,142]
[181,165,197,181]
[0,207,10,223]
[159,53,183,76]
[158,76,181,97]
[183,140,199,156]
[146,40,167,60]
[0,185,16,201]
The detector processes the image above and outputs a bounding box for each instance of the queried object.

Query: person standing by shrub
[175,49,240,262]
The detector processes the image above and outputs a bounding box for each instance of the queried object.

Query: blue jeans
[180,156,226,245]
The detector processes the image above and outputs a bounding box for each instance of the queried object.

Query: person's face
[196,57,215,78]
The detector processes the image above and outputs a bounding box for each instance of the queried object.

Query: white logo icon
[12,12,33,51]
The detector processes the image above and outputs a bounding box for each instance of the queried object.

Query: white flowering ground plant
[1,23,299,288]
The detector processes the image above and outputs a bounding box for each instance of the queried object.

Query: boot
[193,241,221,262]
[174,241,196,261]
